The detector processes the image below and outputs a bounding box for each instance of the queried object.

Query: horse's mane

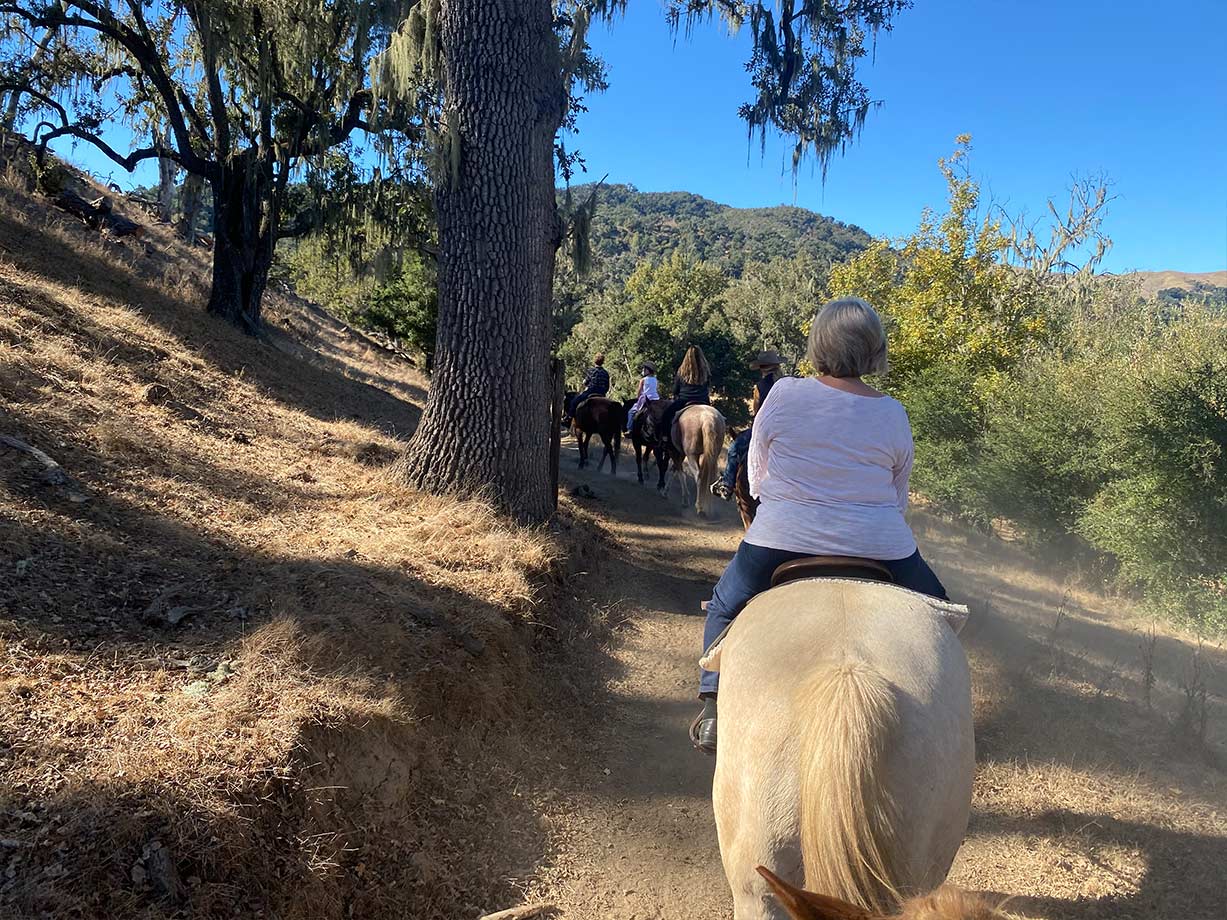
[897,888,1013,919]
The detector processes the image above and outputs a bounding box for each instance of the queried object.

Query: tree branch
[0,1,214,175]
[39,125,172,171]
[183,2,231,159]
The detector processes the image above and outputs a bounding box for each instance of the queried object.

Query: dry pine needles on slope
[0,153,589,919]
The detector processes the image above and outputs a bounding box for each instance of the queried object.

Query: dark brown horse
[572,396,626,475]
[623,397,669,486]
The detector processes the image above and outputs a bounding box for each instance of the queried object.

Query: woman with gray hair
[689,297,948,755]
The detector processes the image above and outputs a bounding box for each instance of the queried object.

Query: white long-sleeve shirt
[745,376,918,561]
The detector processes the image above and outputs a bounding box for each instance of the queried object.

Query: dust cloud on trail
[539,436,1226,920]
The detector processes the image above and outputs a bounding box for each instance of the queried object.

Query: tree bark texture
[178,173,205,245]
[157,129,177,224]
[549,357,564,510]
[206,152,276,335]
[400,0,565,522]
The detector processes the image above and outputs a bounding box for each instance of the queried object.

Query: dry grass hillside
[0,153,602,918]
[1128,269,1227,297]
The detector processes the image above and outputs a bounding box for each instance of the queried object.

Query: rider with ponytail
[657,345,711,447]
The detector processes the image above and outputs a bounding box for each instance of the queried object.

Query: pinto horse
[571,396,625,475]
[658,403,725,516]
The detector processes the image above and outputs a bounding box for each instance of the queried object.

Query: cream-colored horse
[662,404,725,516]
[702,578,975,919]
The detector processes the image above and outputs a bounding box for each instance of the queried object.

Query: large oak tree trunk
[206,153,276,335]
[399,0,564,522]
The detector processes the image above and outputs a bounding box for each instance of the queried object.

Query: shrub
[975,357,1106,538]
[1077,316,1227,630]
[891,359,987,520]
[362,255,439,366]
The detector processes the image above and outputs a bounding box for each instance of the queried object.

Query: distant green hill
[562,183,872,282]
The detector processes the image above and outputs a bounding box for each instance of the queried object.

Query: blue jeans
[721,429,752,490]
[698,541,949,695]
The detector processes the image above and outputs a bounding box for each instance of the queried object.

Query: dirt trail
[542,438,1226,920]
[546,445,741,919]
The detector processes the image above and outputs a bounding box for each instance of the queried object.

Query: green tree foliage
[828,138,1058,388]
[1076,313,1227,629]
[0,0,423,331]
[1157,282,1227,311]
[562,252,726,392]
[625,249,728,344]
[279,154,436,364]
[832,141,1225,629]
[560,251,757,424]
[363,255,439,365]
[725,253,822,362]
[560,182,871,285]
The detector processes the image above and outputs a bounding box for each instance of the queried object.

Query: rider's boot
[689,695,717,755]
[710,478,733,501]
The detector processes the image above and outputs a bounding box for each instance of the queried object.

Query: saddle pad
[698,578,971,673]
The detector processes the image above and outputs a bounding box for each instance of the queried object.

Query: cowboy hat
[639,360,657,374]
[749,350,785,369]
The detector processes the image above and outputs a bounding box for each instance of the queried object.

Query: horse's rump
[672,404,725,515]
[574,395,626,430]
[572,397,625,474]
[711,579,974,916]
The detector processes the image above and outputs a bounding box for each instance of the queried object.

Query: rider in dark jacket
[656,345,712,447]
[567,354,611,417]
[713,351,784,500]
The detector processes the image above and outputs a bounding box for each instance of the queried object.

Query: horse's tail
[696,409,723,513]
[613,402,627,455]
[797,659,903,913]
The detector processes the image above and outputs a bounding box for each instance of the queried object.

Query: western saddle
[770,555,894,588]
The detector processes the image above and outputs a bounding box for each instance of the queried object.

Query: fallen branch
[477,903,557,920]
[0,434,89,502]
[51,189,145,238]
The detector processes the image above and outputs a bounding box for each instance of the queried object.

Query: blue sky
[564,0,1227,273]
[51,0,1226,273]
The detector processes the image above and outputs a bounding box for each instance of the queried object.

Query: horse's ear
[756,867,878,920]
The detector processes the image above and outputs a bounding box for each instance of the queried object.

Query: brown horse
[623,397,668,486]
[734,454,759,530]
[757,866,1014,920]
[571,396,625,475]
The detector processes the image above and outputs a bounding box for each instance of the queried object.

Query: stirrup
[688,713,717,755]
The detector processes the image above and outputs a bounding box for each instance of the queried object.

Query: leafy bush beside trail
[828,139,1227,632]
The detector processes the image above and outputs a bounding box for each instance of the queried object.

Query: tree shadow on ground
[967,808,1227,920]
[0,427,616,920]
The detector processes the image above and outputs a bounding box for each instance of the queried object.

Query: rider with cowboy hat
[712,350,785,500]
[625,360,660,434]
